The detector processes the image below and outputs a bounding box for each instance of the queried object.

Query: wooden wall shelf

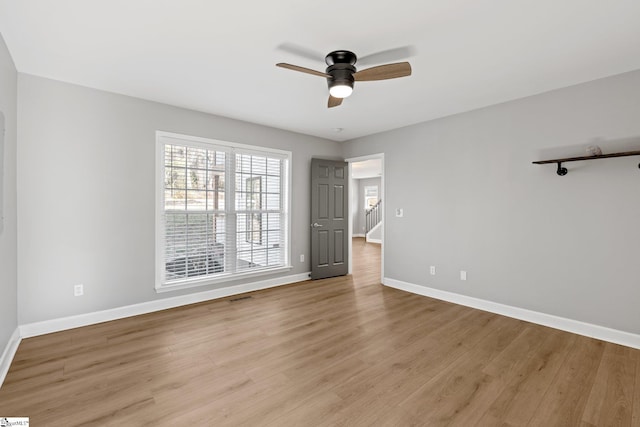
[532,150,640,176]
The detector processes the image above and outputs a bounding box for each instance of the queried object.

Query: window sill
[155,265,293,293]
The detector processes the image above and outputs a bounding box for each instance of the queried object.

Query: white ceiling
[1,1,639,142]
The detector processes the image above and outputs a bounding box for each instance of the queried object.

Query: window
[156,132,291,291]
[364,185,378,209]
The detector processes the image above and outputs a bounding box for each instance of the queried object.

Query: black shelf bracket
[556,162,568,176]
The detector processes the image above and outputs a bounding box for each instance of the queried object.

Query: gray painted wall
[343,69,640,335]
[8,62,640,339]
[17,74,342,324]
[0,34,18,347]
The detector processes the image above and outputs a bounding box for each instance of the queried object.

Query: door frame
[346,153,384,284]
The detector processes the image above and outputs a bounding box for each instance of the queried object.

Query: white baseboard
[365,237,382,244]
[383,277,640,350]
[20,272,311,339]
[353,234,365,238]
[0,328,22,389]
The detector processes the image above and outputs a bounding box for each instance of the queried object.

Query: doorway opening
[347,154,384,284]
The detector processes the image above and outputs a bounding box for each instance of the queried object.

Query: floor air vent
[229,295,253,302]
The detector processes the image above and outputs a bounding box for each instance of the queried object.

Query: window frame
[155,131,292,293]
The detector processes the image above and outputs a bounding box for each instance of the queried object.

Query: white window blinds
[157,133,290,290]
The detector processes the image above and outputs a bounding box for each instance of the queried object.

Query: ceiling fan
[276,49,412,108]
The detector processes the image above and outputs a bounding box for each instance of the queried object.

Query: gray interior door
[0,112,4,235]
[310,158,349,279]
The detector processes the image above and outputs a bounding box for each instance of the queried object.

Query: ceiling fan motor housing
[325,51,357,93]
[325,50,357,66]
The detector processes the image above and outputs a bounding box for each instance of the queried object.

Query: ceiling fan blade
[357,46,416,67]
[328,96,343,108]
[276,43,324,62]
[354,62,412,81]
[276,63,330,78]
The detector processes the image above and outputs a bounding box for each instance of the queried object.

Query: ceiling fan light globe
[329,85,353,99]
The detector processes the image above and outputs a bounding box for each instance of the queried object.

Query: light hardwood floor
[1,237,639,426]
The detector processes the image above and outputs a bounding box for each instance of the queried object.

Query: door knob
[311,223,323,228]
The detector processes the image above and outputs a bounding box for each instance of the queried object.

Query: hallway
[350,236,381,286]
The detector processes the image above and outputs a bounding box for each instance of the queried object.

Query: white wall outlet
[299,254,305,263]
[460,271,467,281]
[430,266,436,275]
[74,284,84,296]
[395,208,404,217]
